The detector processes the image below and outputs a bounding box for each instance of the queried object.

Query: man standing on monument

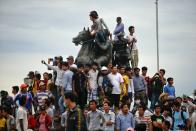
[113,17,125,41]
[126,26,138,68]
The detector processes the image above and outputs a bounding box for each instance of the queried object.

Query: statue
[112,38,131,67]
[72,27,112,66]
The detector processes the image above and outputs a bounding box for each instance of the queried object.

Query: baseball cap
[101,66,108,71]
[70,64,77,69]
[20,84,29,89]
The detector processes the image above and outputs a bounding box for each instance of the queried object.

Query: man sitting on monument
[89,10,111,43]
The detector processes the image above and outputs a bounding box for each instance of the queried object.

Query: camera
[178,124,186,129]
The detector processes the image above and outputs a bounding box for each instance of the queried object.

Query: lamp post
[155,0,159,72]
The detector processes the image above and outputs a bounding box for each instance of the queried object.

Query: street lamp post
[155,0,159,72]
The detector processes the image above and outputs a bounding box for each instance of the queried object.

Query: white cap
[101,66,108,71]
[70,64,77,69]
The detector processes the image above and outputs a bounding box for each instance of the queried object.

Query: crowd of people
[0,56,196,131]
[0,10,196,131]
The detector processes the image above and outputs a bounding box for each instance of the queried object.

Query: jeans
[96,31,106,43]
[150,93,160,111]
[135,90,148,106]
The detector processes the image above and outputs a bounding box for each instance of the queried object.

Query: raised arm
[41,60,57,71]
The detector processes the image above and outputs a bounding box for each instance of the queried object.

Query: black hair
[62,61,69,67]
[35,73,41,80]
[116,17,122,21]
[167,77,173,82]
[134,67,140,72]
[138,102,147,111]
[141,66,148,71]
[175,96,182,101]
[28,71,34,78]
[43,72,48,75]
[64,92,77,102]
[125,67,132,72]
[160,69,166,74]
[120,66,126,69]
[89,10,98,19]
[120,102,129,109]
[12,86,19,92]
[92,62,98,66]
[56,56,63,61]
[77,64,84,68]
[154,104,161,109]
[128,26,135,31]
[103,101,111,107]
[85,64,91,68]
[89,100,97,105]
[121,95,130,103]
[173,101,181,107]
[48,73,52,79]
[112,65,118,69]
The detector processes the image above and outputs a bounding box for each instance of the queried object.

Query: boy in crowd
[151,104,164,131]
[163,77,175,98]
[172,101,190,131]
[102,101,115,131]
[116,103,135,131]
[87,100,105,131]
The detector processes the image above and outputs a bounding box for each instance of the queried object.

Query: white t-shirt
[108,72,124,94]
[16,106,28,131]
[126,35,137,50]
[128,78,134,93]
[88,69,98,90]
[46,64,64,87]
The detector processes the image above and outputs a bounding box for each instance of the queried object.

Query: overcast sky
[0,0,196,96]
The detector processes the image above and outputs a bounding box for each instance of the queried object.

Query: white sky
[0,0,196,96]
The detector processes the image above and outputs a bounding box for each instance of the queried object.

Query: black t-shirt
[72,72,87,93]
[151,114,164,131]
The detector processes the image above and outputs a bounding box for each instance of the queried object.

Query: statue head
[72,27,91,45]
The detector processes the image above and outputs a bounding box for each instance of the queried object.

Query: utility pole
[155,0,159,72]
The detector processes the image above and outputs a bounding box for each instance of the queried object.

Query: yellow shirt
[32,80,38,95]
[121,74,129,93]
[120,74,130,100]
[0,117,6,128]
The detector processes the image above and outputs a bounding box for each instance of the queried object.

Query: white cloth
[16,106,28,131]
[128,79,134,93]
[108,72,124,94]
[46,64,64,87]
[126,35,137,50]
[88,69,98,90]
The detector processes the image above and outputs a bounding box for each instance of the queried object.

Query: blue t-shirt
[116,112,135,131]
[15,93,33,110]
[173,111,188,131]
[163,84,175,96]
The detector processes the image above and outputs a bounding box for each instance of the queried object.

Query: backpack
[172,111,187,130]
[102,76,113,94]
